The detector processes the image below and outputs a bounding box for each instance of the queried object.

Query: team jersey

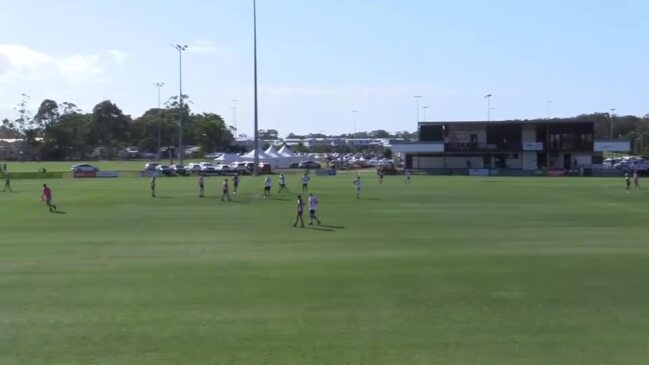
[223,181,229,192]
[43,187,52,199]
[199,176,204,186]
[264,177,272,187]
[297,199,304,212]
[301,176,310,185]
[309,196,318,211]
[625,177,631,187]
[354,179,361,189]
[233,175,239,184]
[280,175,286,185]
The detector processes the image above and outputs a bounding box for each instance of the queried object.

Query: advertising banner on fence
[73,171,97,178]
[97,171,119,178]
[140,171,159,177]
[522,142,543,151]
[469,168,490,176]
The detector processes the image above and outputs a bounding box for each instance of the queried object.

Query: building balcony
[445,142,521,152]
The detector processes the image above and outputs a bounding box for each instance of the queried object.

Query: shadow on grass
[320,225,345,229]
[51,210,67,214]
[270,198,291,201]
[361,198,383,201]
[154,196,174,199]
[306,227,334,232]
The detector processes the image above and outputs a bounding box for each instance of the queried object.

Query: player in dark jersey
[233,173,240,194]
[293,195,305,228]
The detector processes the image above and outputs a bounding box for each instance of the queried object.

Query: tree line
[1,96,235,160]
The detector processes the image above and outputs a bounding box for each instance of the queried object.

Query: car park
[199,162,216,173]
[144,162,160,171]
[185,163,203,174]
[171,164,189,176]
[156,165,174,176]
[298,161,322,169]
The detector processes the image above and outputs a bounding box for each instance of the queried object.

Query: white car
[214,164,232,171]
[71,164,99,172]
[185,163,203,174]
[199,162,216,172]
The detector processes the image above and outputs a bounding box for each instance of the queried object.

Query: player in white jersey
[263,176,272,198]
[301,173,310,193]
[278,173,289,193]
[308,193,321,226]
[633,171,640,190]
[405,169,412,184]
[353,176,361,199]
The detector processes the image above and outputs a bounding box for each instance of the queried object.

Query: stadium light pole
[171,44,188,165]
[422,106,428,122]
[609,108,616,139]
[232,99,239,137]
[640,132,649,156]
[153,82,164,160]
[413,95,422,123]
[351,110,359,153]
[547,100,552,119]
[253,0,260,175]
[484,94,492,122]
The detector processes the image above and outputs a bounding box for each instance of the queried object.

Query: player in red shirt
[41,184,57,212]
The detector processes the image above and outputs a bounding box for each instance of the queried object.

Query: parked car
[71,164,99,172]
[214,164,233,172]
[185,163,202,174]
[156,165,174,176]
[289,162,300,169]
[171,164,189,176]
[144,162,160,171]
[199,162,216,173]
[258,163,272,173]
[298,161,322,169]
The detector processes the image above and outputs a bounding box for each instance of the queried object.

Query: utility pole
[171,44,188,165]
[153,82,164,159]
[413,95,422,123]
[253,0,260,175]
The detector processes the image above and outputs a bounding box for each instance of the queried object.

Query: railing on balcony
[445,142,521,152]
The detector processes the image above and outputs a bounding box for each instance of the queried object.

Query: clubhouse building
[392,120,630,172]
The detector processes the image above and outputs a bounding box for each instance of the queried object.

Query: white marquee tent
[213,153,241,164]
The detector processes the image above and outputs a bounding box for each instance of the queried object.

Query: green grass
[1,161,150,173]
[1,174,649,364]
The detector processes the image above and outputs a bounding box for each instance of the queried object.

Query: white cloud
[0,44,128,84]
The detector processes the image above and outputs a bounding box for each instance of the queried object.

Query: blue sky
[1,0,647,136]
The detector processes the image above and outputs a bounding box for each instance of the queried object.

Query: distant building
[392,120,630,170]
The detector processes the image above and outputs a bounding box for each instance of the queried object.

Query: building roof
[419,119,593,126]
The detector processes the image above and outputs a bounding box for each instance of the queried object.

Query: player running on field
[301,173,310,193]
[353,176,361,199]
[233,173,240,194]
[308,193,321,226]
[263,176,272,198]
[633,171,640,190]
[2,173,11,192]
[151,176,157,197]
[405,169,411,184]
[293,195,305,227]
[278,173,289,193]
[625,173,631,193]
[221,178,232,201]
[198,174,205,198]
[378,169,384,184]
[41,184,57,212]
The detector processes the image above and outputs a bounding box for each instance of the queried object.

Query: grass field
[3,160,192,173]
[2,173,649,364]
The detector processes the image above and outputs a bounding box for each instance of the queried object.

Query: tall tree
[91,100,131,159]
[33,99,60,129]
